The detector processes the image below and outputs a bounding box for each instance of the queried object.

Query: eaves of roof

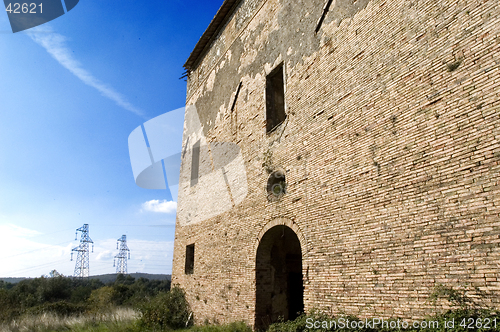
[184,0,243,71]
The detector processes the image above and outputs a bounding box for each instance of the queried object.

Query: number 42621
[5,3,42,14]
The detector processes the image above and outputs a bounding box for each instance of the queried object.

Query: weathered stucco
[188,0,326,136]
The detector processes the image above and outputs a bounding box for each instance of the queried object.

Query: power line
[1,240,73,260]
[2,258,70,276]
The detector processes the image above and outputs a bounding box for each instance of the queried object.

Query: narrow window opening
[315,0,333,33]
[231,82,242,111]
[231,82,242,138]
[190,140,200,187]
[185,244,195,274]
[266,64,286,133]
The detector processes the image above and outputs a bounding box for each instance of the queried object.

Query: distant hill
[0,273,170,284]
[88,273,171,284]
[0,277,33,284]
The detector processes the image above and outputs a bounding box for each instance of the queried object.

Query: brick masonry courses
[172,0,500,327]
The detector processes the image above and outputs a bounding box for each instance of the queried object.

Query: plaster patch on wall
[239,10,280,72]
[240,49,259,71]
[216,103,227,129]
[246,1,280,34]
[327,0,372,27]
[206,70,216,93]
[264,55,283,75]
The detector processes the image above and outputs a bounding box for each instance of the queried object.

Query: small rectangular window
[266,64,286,133]
[185,244,195,274]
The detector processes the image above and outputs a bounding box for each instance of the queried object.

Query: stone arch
[254,218,309,257]
[254,219,306,330]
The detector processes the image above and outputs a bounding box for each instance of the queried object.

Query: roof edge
[184,0,242,71]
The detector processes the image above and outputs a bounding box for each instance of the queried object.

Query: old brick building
[172,0,500,328]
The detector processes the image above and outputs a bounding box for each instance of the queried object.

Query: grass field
[0,309,253,332]
[0,308,139,332]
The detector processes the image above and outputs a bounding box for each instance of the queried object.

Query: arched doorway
[255,225,304,330]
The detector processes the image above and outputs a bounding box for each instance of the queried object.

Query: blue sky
[0,0,223,277]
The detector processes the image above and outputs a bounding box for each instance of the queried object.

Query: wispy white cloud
[0,224,76,277]
[0,224,41,238]
[27,27,145,118]
[142,200,177,214]
[95,250,113,261]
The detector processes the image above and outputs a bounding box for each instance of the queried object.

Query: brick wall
[172,0,500,326]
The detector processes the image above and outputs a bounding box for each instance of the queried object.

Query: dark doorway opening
[255,225,303,330]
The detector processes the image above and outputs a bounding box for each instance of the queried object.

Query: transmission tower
[71,224,94,278]
[114,235,130,274]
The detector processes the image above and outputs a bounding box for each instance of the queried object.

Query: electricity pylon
[114,235,130,274]
[71,224,94,278]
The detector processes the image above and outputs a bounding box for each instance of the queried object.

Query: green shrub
[190,321,252,332]
[88,286,119,312]
[124,277,171,306]
[138,285,192,330]
[38,275,73,302]
[0,289,18,322]
[267,312,331,332]
[71,285,93,303]
[25,300,88,316]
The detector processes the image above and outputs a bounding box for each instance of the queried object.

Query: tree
[49,270,62,278]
